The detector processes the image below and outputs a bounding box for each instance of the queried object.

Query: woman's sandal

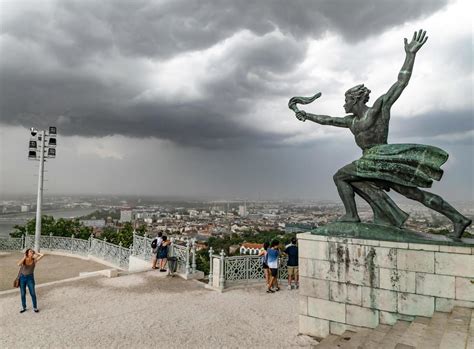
[266,289,274,293]
[20,309,26,313]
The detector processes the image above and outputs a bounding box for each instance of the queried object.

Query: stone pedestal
[298,232,474,338]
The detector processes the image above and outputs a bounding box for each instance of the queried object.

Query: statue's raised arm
[288,93,351,128]
[381,29,428,108]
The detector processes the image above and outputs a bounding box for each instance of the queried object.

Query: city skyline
[0,0,472,201]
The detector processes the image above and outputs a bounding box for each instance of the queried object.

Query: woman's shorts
[262,263,269,269]
[287,266,299,278]
[270,268,278,277]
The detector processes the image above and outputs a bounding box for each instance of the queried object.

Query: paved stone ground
[0,252,108,291]
[0,270,318,348]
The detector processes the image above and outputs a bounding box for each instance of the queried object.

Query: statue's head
[344,84,371,114]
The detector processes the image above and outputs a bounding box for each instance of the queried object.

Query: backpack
[151,238,158,249]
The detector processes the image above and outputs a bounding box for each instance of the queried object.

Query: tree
[10,215,92,239]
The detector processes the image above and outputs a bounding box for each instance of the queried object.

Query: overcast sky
[0,0,472,201]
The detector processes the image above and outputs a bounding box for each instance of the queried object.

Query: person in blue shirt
[284,237,299,290]
[266,240,280,293]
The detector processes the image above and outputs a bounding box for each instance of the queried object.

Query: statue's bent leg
[333,164,361,222]
[352,181,409,228]
[390,184,472,238]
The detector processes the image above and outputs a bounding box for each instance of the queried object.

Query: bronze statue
[289,30,471,239]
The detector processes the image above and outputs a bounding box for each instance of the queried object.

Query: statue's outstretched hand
[296,110,307,122]
[405,29,428,54]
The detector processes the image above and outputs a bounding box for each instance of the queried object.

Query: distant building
[120,210,133,223]
[240,242,264,255]
[238,205,248,217]
[229,244,240,255]
[21,205,30,212]
[80,219,106,228]
[189,209,199,217]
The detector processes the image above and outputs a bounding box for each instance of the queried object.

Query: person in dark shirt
[284,238,298,290]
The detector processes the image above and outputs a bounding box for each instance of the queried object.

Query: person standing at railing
[158,236,172,272]
[284,237,299,290]
[151,232,163,270]
[266,240,281,293]
[258,242,270,290]
[17,248,44,313]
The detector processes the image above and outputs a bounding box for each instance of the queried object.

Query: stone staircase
[315,307,473,348]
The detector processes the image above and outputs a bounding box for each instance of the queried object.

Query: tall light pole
[28,126,57,252]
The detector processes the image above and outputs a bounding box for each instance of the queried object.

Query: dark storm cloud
[1,0,449,59]
[391,109,474,144]
[0,0,449,147]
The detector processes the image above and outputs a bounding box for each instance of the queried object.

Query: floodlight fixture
[30,127,38,137]
[48,148,56,157]
[29,140,37,149]
[28,150,37,159]
[48,138,57,147]
[49,126,57,135]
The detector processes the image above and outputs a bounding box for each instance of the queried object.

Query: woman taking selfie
[17,248,44,313]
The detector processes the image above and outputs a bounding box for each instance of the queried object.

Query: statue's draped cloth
[354,144,448,188]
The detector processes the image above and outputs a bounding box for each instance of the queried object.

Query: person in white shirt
[151,232,163,269]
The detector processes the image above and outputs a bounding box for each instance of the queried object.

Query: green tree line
[10,215,148,248]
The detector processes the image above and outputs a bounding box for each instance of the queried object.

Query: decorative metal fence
[0,237,23,251]
[24,234,90,256]
[1,234,290,289]
[208,248,288,290]
[90,238,130,269]
[224,255,288,282]
[131,234,154,261]
[2,234,130,270]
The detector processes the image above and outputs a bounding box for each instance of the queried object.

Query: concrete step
[416,311,450,349]
[330,329,371,348]
[467,308,473,349]
[314,334,340,348]
[312,307,473,348]
[439,306,471,349]
[360,324,392,349]
[397,316,430,348]
[378,320,411,349]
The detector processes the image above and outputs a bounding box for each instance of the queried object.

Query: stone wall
[298,232,474,338]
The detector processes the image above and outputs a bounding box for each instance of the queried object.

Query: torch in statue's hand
[288,92,321,122]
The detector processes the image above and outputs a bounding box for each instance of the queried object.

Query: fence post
[131,231,136,256]
[246,257,250,284]
[119,242,123,267]
[219,249,225,290]
[71,234,75,252]
[208,247,214,286]
[169,237,175,259]
[21,234,25,249]
[191,238,196,274]
[143,233,147,259]
[89,234,93,254]
[49,233,53,250]
[185,239,191,276]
